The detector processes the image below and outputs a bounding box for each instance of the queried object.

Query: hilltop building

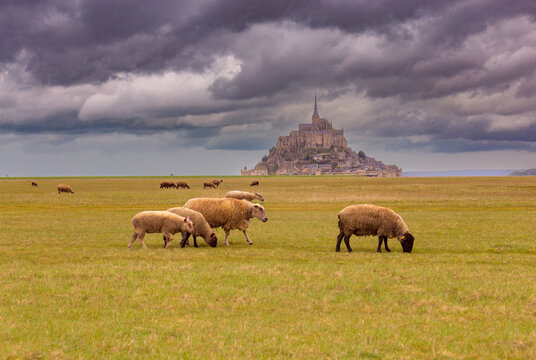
[242,95,401,177]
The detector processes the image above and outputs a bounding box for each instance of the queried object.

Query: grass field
[1,176,535,359]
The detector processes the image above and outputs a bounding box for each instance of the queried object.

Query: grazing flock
[31,178,415,253]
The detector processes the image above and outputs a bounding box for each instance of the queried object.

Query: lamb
[336,204,415,253]
[129,211,194,249]
[224,190,264,202]
[250,181,259,186]
[184,197,268,246]
[212,179,224,187]
[203,181,216,189]
[175,181,190,189]
[31,181,38,187]
[57,184,74,194]
[160,181,176,189]
[166,207,217,247]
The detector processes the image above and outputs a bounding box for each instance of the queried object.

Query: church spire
[312,93,320,120]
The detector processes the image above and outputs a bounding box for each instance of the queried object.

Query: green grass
[1,176,535,359]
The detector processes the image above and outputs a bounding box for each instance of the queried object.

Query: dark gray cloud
[1,0,536,175]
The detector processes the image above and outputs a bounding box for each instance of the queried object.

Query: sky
[1,0,536,176]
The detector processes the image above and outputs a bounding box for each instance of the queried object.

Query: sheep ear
[184,216,190,222]
[401,235,406,240]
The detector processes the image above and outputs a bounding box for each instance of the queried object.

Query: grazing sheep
[160,181,176,189]
[175,181,190,189]
[203,181,216,189]
[129,211,194,249]
[57,184,74,194]
[336,204,415,253]
[31,181,38,187]
[212,179,224,187]
[184,198,268,246]
[250,181,259,186]
[166,207,217,247]
[225,190,264,202]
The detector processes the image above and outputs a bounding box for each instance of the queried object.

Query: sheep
[250,180,259,186]
[129,211,194,249]
[160,181,176,189]
[57,184,74,194]
[225,190,264,202]
[31,181,38,187]
[212,179,224,187]
[175,181,190,189]
[166,207,217,248]
[184,197,268,246]
[203,181,217,189]
[336,204,414,253]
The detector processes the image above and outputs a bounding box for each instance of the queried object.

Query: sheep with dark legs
[129,211,193,249]
[175,181,190,189]
[166,207,217,247]
[184,198,268,246]
[203,181,217,189]
[336,204,415,253]
[160,181,176,189]
[212,179,224,187]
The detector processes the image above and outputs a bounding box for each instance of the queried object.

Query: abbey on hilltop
[241,95,402,177]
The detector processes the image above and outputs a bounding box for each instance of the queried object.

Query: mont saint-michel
[242,96,402,177]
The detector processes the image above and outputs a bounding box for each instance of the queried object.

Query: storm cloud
[1,0,536,175]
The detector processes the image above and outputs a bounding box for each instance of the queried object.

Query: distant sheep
[250,180,259,186]
[184,198,268,246]
[160,181,176,189]
[225,190,264,202]
[212,179,224,187]
[129,211,193,249]
[57,184,74,194]
[175,181,190,189]
[337,204,414,253]
[166,207,217,247]
[203,181,216,189]
[31,181,38,187]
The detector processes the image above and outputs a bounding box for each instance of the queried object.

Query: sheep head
[255,192,264,201]
[208,232,218,247]
[400,232,414,253]
[252,204,268,222]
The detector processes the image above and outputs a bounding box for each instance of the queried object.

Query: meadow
[0,176,535,359]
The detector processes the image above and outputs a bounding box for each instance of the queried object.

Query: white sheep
[129,211,193,249]
[337,204,415,253]
[166,207,218,247]
[183,198,268,246]
[224,190,264,202]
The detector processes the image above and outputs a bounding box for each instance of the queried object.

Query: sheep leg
[181,233,191,248]
[138,232,147,249]
[384,236,391,252]
[242,230,253,245]
[163,235,167,248]
[343,235,353,252]
[377,236,383,253]
[336,231,344,252]
[224,230,230,246]
[193,236,199,248]
[128,231,138,248]
[164,233,173,248]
